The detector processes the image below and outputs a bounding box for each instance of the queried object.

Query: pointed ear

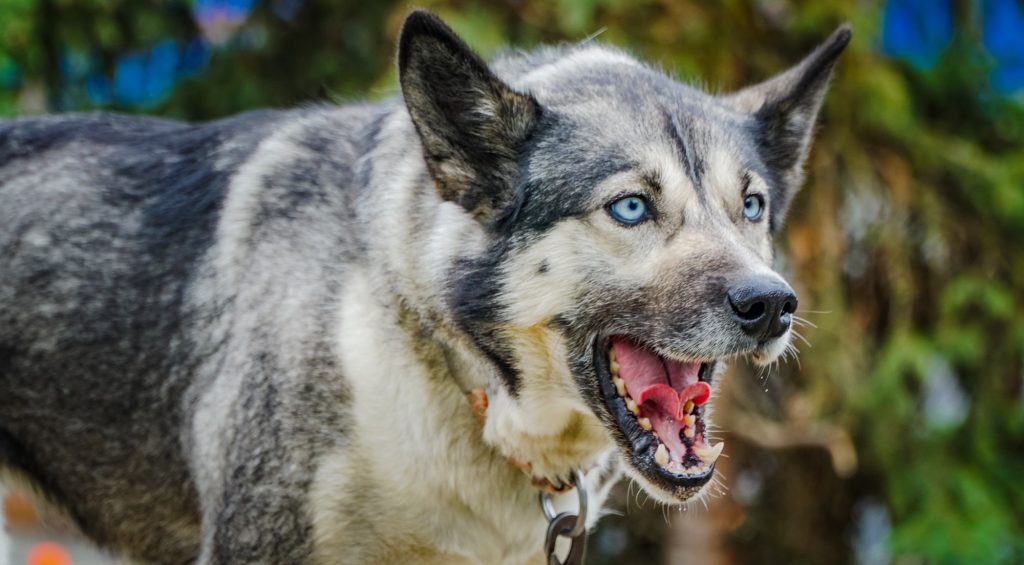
[398,10,539,220]
[724,25,851,227]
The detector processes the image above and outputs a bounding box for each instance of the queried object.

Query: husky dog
[0,10,849,564]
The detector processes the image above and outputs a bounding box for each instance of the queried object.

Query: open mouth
[595,336,724,492]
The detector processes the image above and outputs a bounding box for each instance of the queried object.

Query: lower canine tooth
[683,426,695,439]
[684,415,696,427]
[639,417,652,431]
[694,442,725,463]
[655,443,669,466]
[610,360,620,375]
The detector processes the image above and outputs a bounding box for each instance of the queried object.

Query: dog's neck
[361,107,498,389]
[359,107,615,482]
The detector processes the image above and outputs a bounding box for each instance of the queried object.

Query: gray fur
[0,11,848,563]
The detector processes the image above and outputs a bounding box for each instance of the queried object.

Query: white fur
[308,270,613,564]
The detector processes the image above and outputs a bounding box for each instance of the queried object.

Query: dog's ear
[398,10,539,220]
[724,25,851,228]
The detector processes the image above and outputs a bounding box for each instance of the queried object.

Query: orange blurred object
[27,542,72,565]
[3,489,40,530]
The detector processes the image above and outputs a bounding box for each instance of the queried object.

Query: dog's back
[0,112,286,561]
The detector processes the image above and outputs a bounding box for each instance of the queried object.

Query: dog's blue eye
[743,194,764,221]
[608,196,649,225]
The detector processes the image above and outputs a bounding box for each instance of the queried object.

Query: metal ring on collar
[539,470,588,538]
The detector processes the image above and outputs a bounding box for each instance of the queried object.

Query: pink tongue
[636,383,711,419]
[612,339,710,418]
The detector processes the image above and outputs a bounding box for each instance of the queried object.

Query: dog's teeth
[683,426,695,439]
[639,417,652,431]
[626,398,638,414]
[655,443,669,466]
[614,377,626,397]
[684,401,694,414]
[683,415,696,427]
[610,360,620,375]
[694,442,725,464]
[710,442,725,461]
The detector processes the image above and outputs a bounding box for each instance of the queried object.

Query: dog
[0,10,849,564]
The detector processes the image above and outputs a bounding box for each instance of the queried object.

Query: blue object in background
[881,0,955,70]
[982,0,1024,94]
[93,37,211,108]
[78,0,230,109]
[112,39,190,108]
[883,0,1024,96]
[148,39,181,99]
[194,0,257,28]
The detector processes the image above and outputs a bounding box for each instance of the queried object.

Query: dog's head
[398,11,849,503]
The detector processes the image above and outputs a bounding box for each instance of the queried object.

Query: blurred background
[1,0,1023,563]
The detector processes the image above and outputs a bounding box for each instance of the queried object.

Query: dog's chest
[306,270,550,563]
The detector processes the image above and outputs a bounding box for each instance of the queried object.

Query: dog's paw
[497,440,597,493]
[466,388,579,491]
[468,387,611,492]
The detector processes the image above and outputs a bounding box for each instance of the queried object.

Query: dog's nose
[727,278,798,341]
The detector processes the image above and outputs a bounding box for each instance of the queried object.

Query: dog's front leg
[191,388,320,564]
[195,452,317,564]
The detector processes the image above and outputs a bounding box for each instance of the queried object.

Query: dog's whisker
[792,315,818,328]
[791,330,812,348]
[633,479,647,510]
[784,343,802,369]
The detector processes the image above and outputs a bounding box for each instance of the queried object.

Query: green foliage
[1,1,1023,562]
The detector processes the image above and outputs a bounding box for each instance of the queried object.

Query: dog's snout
[727,279,798,341]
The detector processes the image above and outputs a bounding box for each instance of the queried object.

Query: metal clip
[540,470,588,565]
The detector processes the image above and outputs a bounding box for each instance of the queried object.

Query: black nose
[727,278,798,341]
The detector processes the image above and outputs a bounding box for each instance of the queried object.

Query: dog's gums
[598,337,723,488]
